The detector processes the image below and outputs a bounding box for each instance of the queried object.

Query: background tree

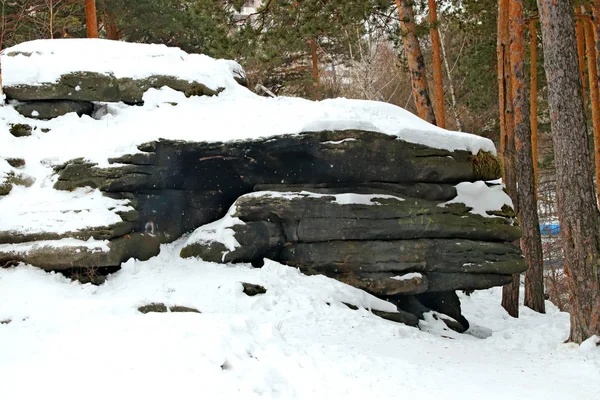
[536,0,600,342]
[497,0,519,317]
[395,0,436,124]
[85,0,98,38]
[510,0,545,313]
[428,0,445,127]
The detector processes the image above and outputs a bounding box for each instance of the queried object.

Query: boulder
[117,76,221,103]
[0,172,35,196]
[343,303,420,327]
[4,72,121,102]
[138,303,201,313]
[391,292,469,333]
[179,221,282,263]
[5,158,25,168]
[0,219,135,244]
[241,283,267,296]
[180,185,522,330]
[334,272,428,296]
[230,191,520,242]
[53,131,503,242]
[14,100,94,120]
[0,233,160,271]
[279,240,525,275]
[4,71,223,104]
[9,123,32,137]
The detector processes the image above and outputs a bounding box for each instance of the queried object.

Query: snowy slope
[0,240,598,400]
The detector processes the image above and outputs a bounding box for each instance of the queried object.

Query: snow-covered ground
[0,239,598,400]
[1,39,598,399]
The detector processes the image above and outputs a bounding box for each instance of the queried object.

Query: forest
[1,0,599,344]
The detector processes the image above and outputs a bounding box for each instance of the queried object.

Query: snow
[391,272,422,281]
[185,204,244,253]
[2,39,243,92]
[0,185,132,235]
[0,237,110,254]
[441,181,514,218]
[241,190,405,205]
[0,241,598,400]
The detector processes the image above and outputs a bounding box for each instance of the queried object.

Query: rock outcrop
[51,130,502,243]
[0,39,523,332]
[2,39,246,118]
[179,189,523,332]
[1,127,519,331]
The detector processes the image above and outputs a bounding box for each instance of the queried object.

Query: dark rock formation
[241,282,267,296]
[53,130,502,243]
[0,233,160,271]
[14,100,94,120]
[3,124,517,331]
[179,189,523,331]
[9,123,32,137]
[138,303,201,313]
[343,302,420,327]
[6,158,25,168]
[3,71,223,104]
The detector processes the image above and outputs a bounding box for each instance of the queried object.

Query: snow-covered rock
[0,39,517,331]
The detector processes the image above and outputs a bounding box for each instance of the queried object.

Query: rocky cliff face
[0,39,522,332]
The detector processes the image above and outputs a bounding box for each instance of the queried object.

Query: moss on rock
[470,151,502,181]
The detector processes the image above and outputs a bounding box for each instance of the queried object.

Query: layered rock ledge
[0,39,522,331]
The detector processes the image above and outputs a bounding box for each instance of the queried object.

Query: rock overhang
[0,39,519,331]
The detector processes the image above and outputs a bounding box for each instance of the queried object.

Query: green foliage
[97,0,234,58]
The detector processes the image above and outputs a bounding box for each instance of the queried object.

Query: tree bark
[585,19,600,200]
[595,3,600,97]
[85,0,99,39]
[536,0,600,342]
[511,0,545,314]
[530,19,539,191]
[428,0,445,128]
[396,0,436,125]
[498,0,519,318]
[104,11,120,40]
[576,18,587,106]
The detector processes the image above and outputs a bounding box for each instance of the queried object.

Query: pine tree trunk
[536,0,600,343]
[498,0,519,318]
[576,18,587,105]
[585,19,600,200]
[530,19,539,190]
[511,1,545,314]
[85,0,99,39]
[396,0,436,125]
[595,3,600,96]
[428,0,445,128]
[105,11,120,40]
